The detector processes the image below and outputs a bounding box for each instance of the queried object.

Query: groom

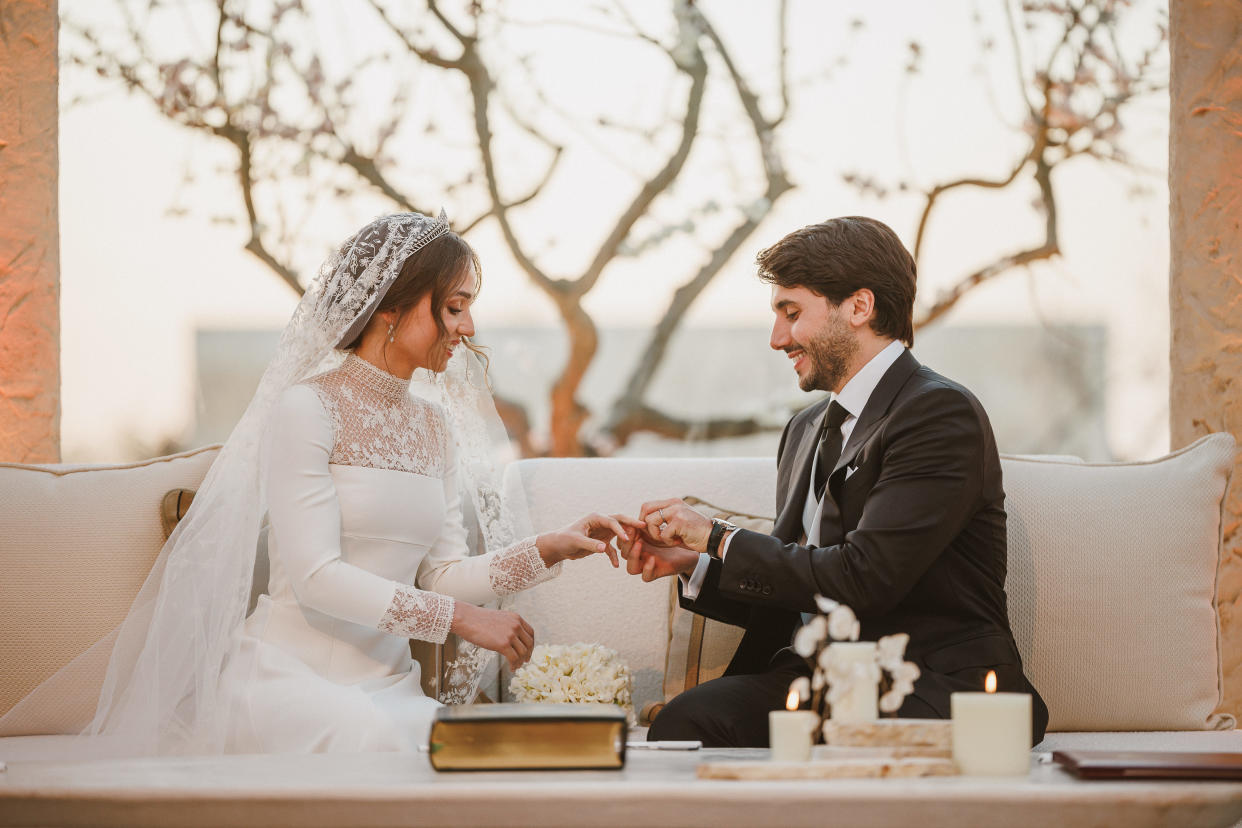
[624,216,1048,747]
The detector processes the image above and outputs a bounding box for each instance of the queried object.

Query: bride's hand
[450,602,535,670]
[535,513,643,568]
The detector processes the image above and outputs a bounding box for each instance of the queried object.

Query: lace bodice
[306,354,450,477]
[276,353,559,647]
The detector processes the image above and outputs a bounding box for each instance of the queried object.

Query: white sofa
[1,434,1239,760]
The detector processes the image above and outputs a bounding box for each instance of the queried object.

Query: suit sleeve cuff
[679,553,711,600]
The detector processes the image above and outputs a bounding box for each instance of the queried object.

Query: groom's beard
[797,312,858,393]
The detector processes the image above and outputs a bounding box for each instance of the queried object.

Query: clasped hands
[533,501,712,579]
[459,503,711,671]
[615,499,714,582]
[537,501,714,582]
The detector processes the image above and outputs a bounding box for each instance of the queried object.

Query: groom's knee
[647,690,717,743]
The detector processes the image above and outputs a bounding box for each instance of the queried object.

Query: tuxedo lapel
[832,349,920,477]
[774,399,827,542]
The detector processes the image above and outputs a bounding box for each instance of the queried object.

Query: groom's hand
[638,498,712,554]
[623,537,700,581]
[615,499,709,582]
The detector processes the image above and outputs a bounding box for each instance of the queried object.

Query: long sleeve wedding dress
[217,353,558,753]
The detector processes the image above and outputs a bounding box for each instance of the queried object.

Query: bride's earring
[387,323,395,343]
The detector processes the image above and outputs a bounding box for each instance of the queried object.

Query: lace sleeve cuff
[488,536,561,596]
[378,584,455,644]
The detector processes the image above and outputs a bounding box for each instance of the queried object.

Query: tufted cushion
[0,446,220,734]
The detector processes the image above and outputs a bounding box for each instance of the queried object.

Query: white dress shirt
[682,340,907,600]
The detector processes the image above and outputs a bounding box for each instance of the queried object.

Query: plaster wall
[1170,0,1242,718]
[0,0,60,462]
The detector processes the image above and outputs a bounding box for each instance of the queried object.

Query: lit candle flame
[985,670,997,694]
[786,689,799,711]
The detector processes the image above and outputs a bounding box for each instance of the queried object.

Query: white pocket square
[845,465,859,480]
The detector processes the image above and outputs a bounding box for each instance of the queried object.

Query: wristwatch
[706,518,739,560]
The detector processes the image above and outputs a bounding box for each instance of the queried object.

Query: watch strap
[706,518,734,560]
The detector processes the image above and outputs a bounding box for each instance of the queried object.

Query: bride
[14,211,632,756]
[213,211,631,753]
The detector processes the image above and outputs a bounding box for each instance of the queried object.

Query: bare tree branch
[368,0,463,69]
[913,155,1028,260]
[608,403,776,446]
[576,46,708,296]
[217,123,303,295]
[601,3,796,446]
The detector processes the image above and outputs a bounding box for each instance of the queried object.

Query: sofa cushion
[500,458,775,712]
[0,446,220,734]
[1003,433,1235,731]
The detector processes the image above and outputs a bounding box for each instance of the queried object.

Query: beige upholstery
[0,434,1233,738]
[1002,433,1235,731]
[0,446,220,733]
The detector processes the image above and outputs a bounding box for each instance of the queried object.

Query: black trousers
[648,650,1047,747]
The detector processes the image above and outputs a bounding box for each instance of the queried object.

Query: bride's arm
[268,385,455,643]
[414,431,557,603]
[416,426,631,602]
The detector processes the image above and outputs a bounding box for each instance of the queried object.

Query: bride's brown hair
[342,231,488,369]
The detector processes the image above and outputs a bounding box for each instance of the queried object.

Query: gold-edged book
[428,703,627,771]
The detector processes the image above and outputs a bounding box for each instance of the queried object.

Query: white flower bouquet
[509,643,634,722]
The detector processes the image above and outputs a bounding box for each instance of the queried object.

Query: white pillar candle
[769,690,819,762]
[950,671,1032,776]
[827,641,878,723]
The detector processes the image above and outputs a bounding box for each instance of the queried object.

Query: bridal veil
[1,211,527,755]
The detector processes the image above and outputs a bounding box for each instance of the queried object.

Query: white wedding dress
[217,354,559,753]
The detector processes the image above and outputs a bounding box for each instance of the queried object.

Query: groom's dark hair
[755,216,916,347]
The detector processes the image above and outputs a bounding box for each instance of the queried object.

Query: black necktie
[813,400,849,502]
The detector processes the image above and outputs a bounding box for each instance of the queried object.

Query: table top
[3,747,1242,827]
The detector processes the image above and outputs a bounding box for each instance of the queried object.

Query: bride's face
[393,262,478,373]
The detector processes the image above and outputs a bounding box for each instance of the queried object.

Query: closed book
[1053,750,1242,780]
[428,703,627,771]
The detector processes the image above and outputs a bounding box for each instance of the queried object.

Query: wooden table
[3,748,1242,827]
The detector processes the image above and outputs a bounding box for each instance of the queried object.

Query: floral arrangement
[791,595,921,724]
[509,643,634,722]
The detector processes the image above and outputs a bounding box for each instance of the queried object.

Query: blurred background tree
[63,0,1166,456]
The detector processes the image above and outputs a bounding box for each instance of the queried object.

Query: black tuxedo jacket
[681,349,1047,733]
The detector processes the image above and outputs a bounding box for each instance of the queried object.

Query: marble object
[697,756,955,780]
[822,718,951,748]
[1,747,1241,827]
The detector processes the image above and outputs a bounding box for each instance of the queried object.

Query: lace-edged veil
[0,211,523,754]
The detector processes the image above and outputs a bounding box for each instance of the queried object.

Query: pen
[626,740,702,750]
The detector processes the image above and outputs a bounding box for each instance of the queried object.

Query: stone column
[1169,0,1242,717]
[0,0,60,463]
